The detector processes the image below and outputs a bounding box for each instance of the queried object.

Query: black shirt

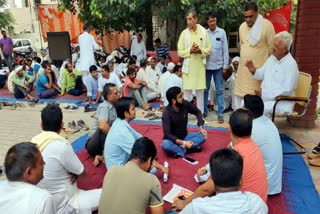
[162,100,204,142]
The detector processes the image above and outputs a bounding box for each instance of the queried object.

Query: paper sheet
[163,184,193,203]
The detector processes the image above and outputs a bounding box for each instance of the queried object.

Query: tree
[0,0,15,30]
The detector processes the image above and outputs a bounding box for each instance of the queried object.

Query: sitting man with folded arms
[61,62,83,96]
[123,67,151,110]
[180,148,268,214]
[173,109,268,211]
[11,65,37,101]
[245,31,298,115]
[32,104,101,214]
[104,97,168,174]
[36,61,61,99]
[86,83,119,166]
[162,86,207,158]
[244,94,283,195]
[99,137,165,214]
[0,142,55,213]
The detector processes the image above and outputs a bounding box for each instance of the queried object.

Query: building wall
[292,0,320,128]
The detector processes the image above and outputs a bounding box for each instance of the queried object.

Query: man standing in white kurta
[78,25,100,87]
[245,31,298,115]
[178,9,211,113]
[130,33,146,66]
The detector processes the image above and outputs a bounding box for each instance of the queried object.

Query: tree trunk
[145,0,153,50]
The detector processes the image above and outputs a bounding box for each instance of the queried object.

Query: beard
[176,100,183,108]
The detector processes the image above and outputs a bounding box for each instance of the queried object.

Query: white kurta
[0,181,55,214]
[130,38,146,65]
[253,53,299,115]
[78,32,99,85]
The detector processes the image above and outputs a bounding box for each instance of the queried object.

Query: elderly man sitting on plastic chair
[245,31,299,115]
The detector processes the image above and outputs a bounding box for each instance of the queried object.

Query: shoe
[312,143,320,154]
[149,115,161,120]
[69,105,79,111]
[203,113,207,118]
[307,153,320,159]
[223,106,233,113]
[208,105,214,112]
[84,106,97,112]
[77,120,89,131]
[31,98,39,103]
[218,116,224,124]
[63,127,79,134]
[63,104,70,110]
[68,121,81,131]
[187,146,202,153]
[144,112,155,118]
[308,158,320,167]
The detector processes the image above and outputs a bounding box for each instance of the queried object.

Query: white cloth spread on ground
[183,24,207,74]
[247,14,263,46]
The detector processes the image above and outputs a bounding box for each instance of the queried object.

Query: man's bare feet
[93,155,104,167]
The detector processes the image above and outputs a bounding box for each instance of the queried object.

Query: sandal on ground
[218,116,224,124]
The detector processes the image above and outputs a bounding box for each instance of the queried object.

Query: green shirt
[12,72,34,87]
[61,69,82,94]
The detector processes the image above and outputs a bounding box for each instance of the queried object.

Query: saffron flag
[264,0,292,33]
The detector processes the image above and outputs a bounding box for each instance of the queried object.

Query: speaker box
[47,32,71,61]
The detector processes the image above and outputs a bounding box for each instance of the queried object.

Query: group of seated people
[0,82,283,213]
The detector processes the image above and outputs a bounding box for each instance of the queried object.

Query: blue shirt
[36,72,49,95]
[86,74,99,100]
[206,27,229,70]
[104,118,142,169]
[251,116,283,195]
[155,44,169,58]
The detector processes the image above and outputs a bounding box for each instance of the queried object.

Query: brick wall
[291,0,320,128]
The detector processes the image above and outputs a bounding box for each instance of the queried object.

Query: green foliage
[0,0,15,30]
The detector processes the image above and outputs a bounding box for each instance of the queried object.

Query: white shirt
[180,191,268,214]
[252,116,283,195]
[37,140,84,214]
[253,53,298,114]
[157,62,165,72]
[130,38,146,65]
[136,67,147,81]
[163,73,182,106]
[158,71,171,97]
[78,32,99,71]
[98,72,122,92]
[0,181,55,214]
[7,70,16,94]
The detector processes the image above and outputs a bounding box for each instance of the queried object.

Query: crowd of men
[0,1,304,213]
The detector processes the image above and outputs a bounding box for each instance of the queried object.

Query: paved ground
[0,101,320,193]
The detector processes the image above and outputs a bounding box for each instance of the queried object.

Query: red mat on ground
[76,122,292,213]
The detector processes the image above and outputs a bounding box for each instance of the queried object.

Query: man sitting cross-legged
[11,65,37,101]
[104,97,168,174]
[32,104,101,214]
[84,65,100,105]
[123,67,151,110]
[244,94,283,195]
[162,86,207,158]
[36,61,61,99]
[86,83,119,166]
[61,62,83,96]
[0,142,55,213]
[99,137,165,214]
[173,109,268,211]
[180,148,268,214]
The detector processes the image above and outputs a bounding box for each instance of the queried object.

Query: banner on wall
[37,6,130,53]
[264,0,292,33]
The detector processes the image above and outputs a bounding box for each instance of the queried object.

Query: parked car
[13,39,36,54]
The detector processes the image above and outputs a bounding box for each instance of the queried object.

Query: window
[23,40,31,46]
[14,41,22,48]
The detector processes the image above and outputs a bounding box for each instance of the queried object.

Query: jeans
[3,53,13,72]
[14,85,29,98]
[162,132,206,157]
[39,88,59,99]
[204,68,224,116]
[68,76,83,96]
[86,129,106,157]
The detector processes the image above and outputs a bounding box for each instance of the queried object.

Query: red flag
[264,0,292,33]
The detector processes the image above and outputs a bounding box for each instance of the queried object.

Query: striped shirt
[155,44,169,58]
